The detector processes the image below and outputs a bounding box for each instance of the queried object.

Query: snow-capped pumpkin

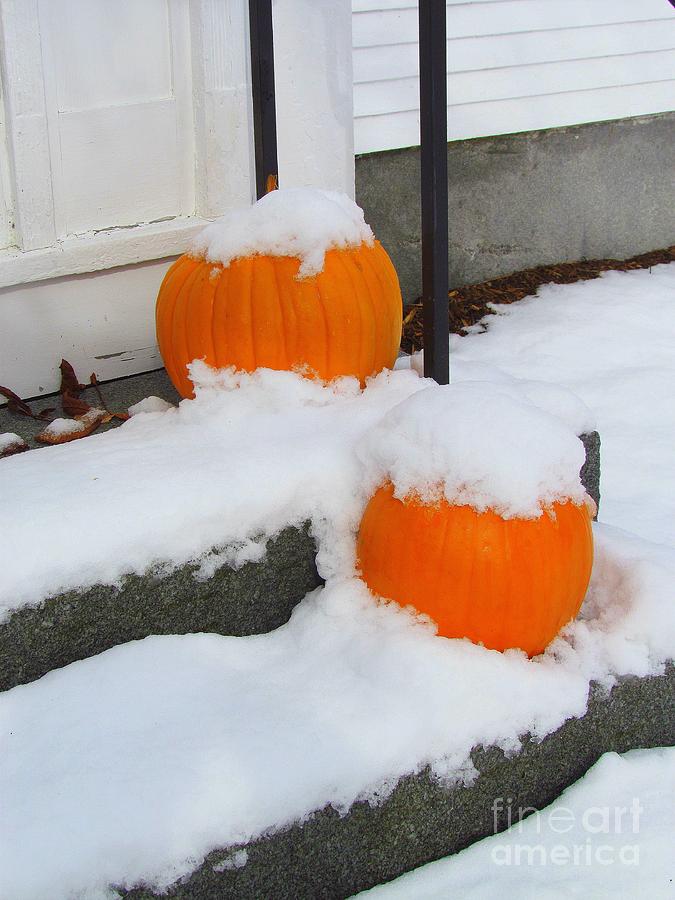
[357,483,594,657]
[155,189,403,398]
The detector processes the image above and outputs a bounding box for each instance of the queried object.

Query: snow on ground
[448,263,675,548]
[0,265,674,898]
[353,747,675,900]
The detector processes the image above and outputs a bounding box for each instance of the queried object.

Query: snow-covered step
[0,524,320,692]
[120,673,673,900]
[2,553,672,899]
[350,746,675,899]
[0,433,599,693]
[0,359,601,693]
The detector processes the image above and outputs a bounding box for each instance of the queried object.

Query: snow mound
[401,353,597,436]
[0,431,25,452]
[362,381,588,517]
[190,188,375,278]
[128,396,174,416]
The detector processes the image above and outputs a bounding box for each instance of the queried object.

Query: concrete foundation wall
[356,112,675,304]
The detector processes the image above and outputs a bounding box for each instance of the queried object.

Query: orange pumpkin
[155,242,402,398]
[357,483,594,657]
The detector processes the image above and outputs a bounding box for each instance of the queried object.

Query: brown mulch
[401,246,674,353]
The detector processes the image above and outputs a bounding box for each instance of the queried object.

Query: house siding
[353,0,675,154]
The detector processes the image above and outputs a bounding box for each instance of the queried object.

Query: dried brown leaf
[35,409,106,445]
[0,435,29,458]
[88,371,110,412]
[0,385,33,417]
[59,359,87,397]
[61,391,92,417]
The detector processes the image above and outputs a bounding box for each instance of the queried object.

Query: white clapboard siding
[354,20,675,83]
[353,0,675,153]
[37,0,195,238]
[355,51,675,117]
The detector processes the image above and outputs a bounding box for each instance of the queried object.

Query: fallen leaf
[101,411,130,423]
[0,433,29,458]
[89,372,129,421]
[61,390,92,417]
[35,409,106,445]
[59,359,87,396]
[0,386,55,421]
[89,372,108,408]
[0,385,34,417]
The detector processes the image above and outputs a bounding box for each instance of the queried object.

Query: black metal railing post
[249,0,279,199]
[419,0,450,384]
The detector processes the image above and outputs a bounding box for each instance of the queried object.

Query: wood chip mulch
[401,246,674,353]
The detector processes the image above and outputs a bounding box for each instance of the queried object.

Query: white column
[274,0,355,197]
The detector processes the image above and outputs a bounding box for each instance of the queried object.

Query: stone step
[120,667,673,899]
[0,432,600,693]
[0,525,320,692]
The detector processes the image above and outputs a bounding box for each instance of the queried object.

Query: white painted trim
[190,0,255,215]
[0,216,208,288]
[0,65,15,249]
[0,0,56,251]
[168,0,197,217]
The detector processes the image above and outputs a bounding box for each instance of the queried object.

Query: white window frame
[0,0,256,290]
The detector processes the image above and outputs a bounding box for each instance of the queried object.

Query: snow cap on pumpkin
[190,188,375,278]
[362,381,588,518]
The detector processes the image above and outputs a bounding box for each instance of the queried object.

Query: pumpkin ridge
[312,278,331,379]
[432,498,455,633]
[187,265,217,376]
[250,259,262,372]
[212,265,230,368]
[369,242,403,355]
[460,504,480,641]
[520,510,551,653]
[268,256,290,367]
[274,259,298,366]
[338,247,375,379]
[331,250,366,384]
[209,265,223,368]
[172,264,203,397]
[359,244,394,370]
[182,267,198,378]
[357,247,386,375]
[156,258,199,391]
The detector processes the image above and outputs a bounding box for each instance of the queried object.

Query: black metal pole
[419,0,449,384]
[249,0,279,199]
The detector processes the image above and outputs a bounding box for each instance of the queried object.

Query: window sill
[0,217,210,289]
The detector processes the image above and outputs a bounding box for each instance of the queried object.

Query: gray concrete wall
[356,112,675,304]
